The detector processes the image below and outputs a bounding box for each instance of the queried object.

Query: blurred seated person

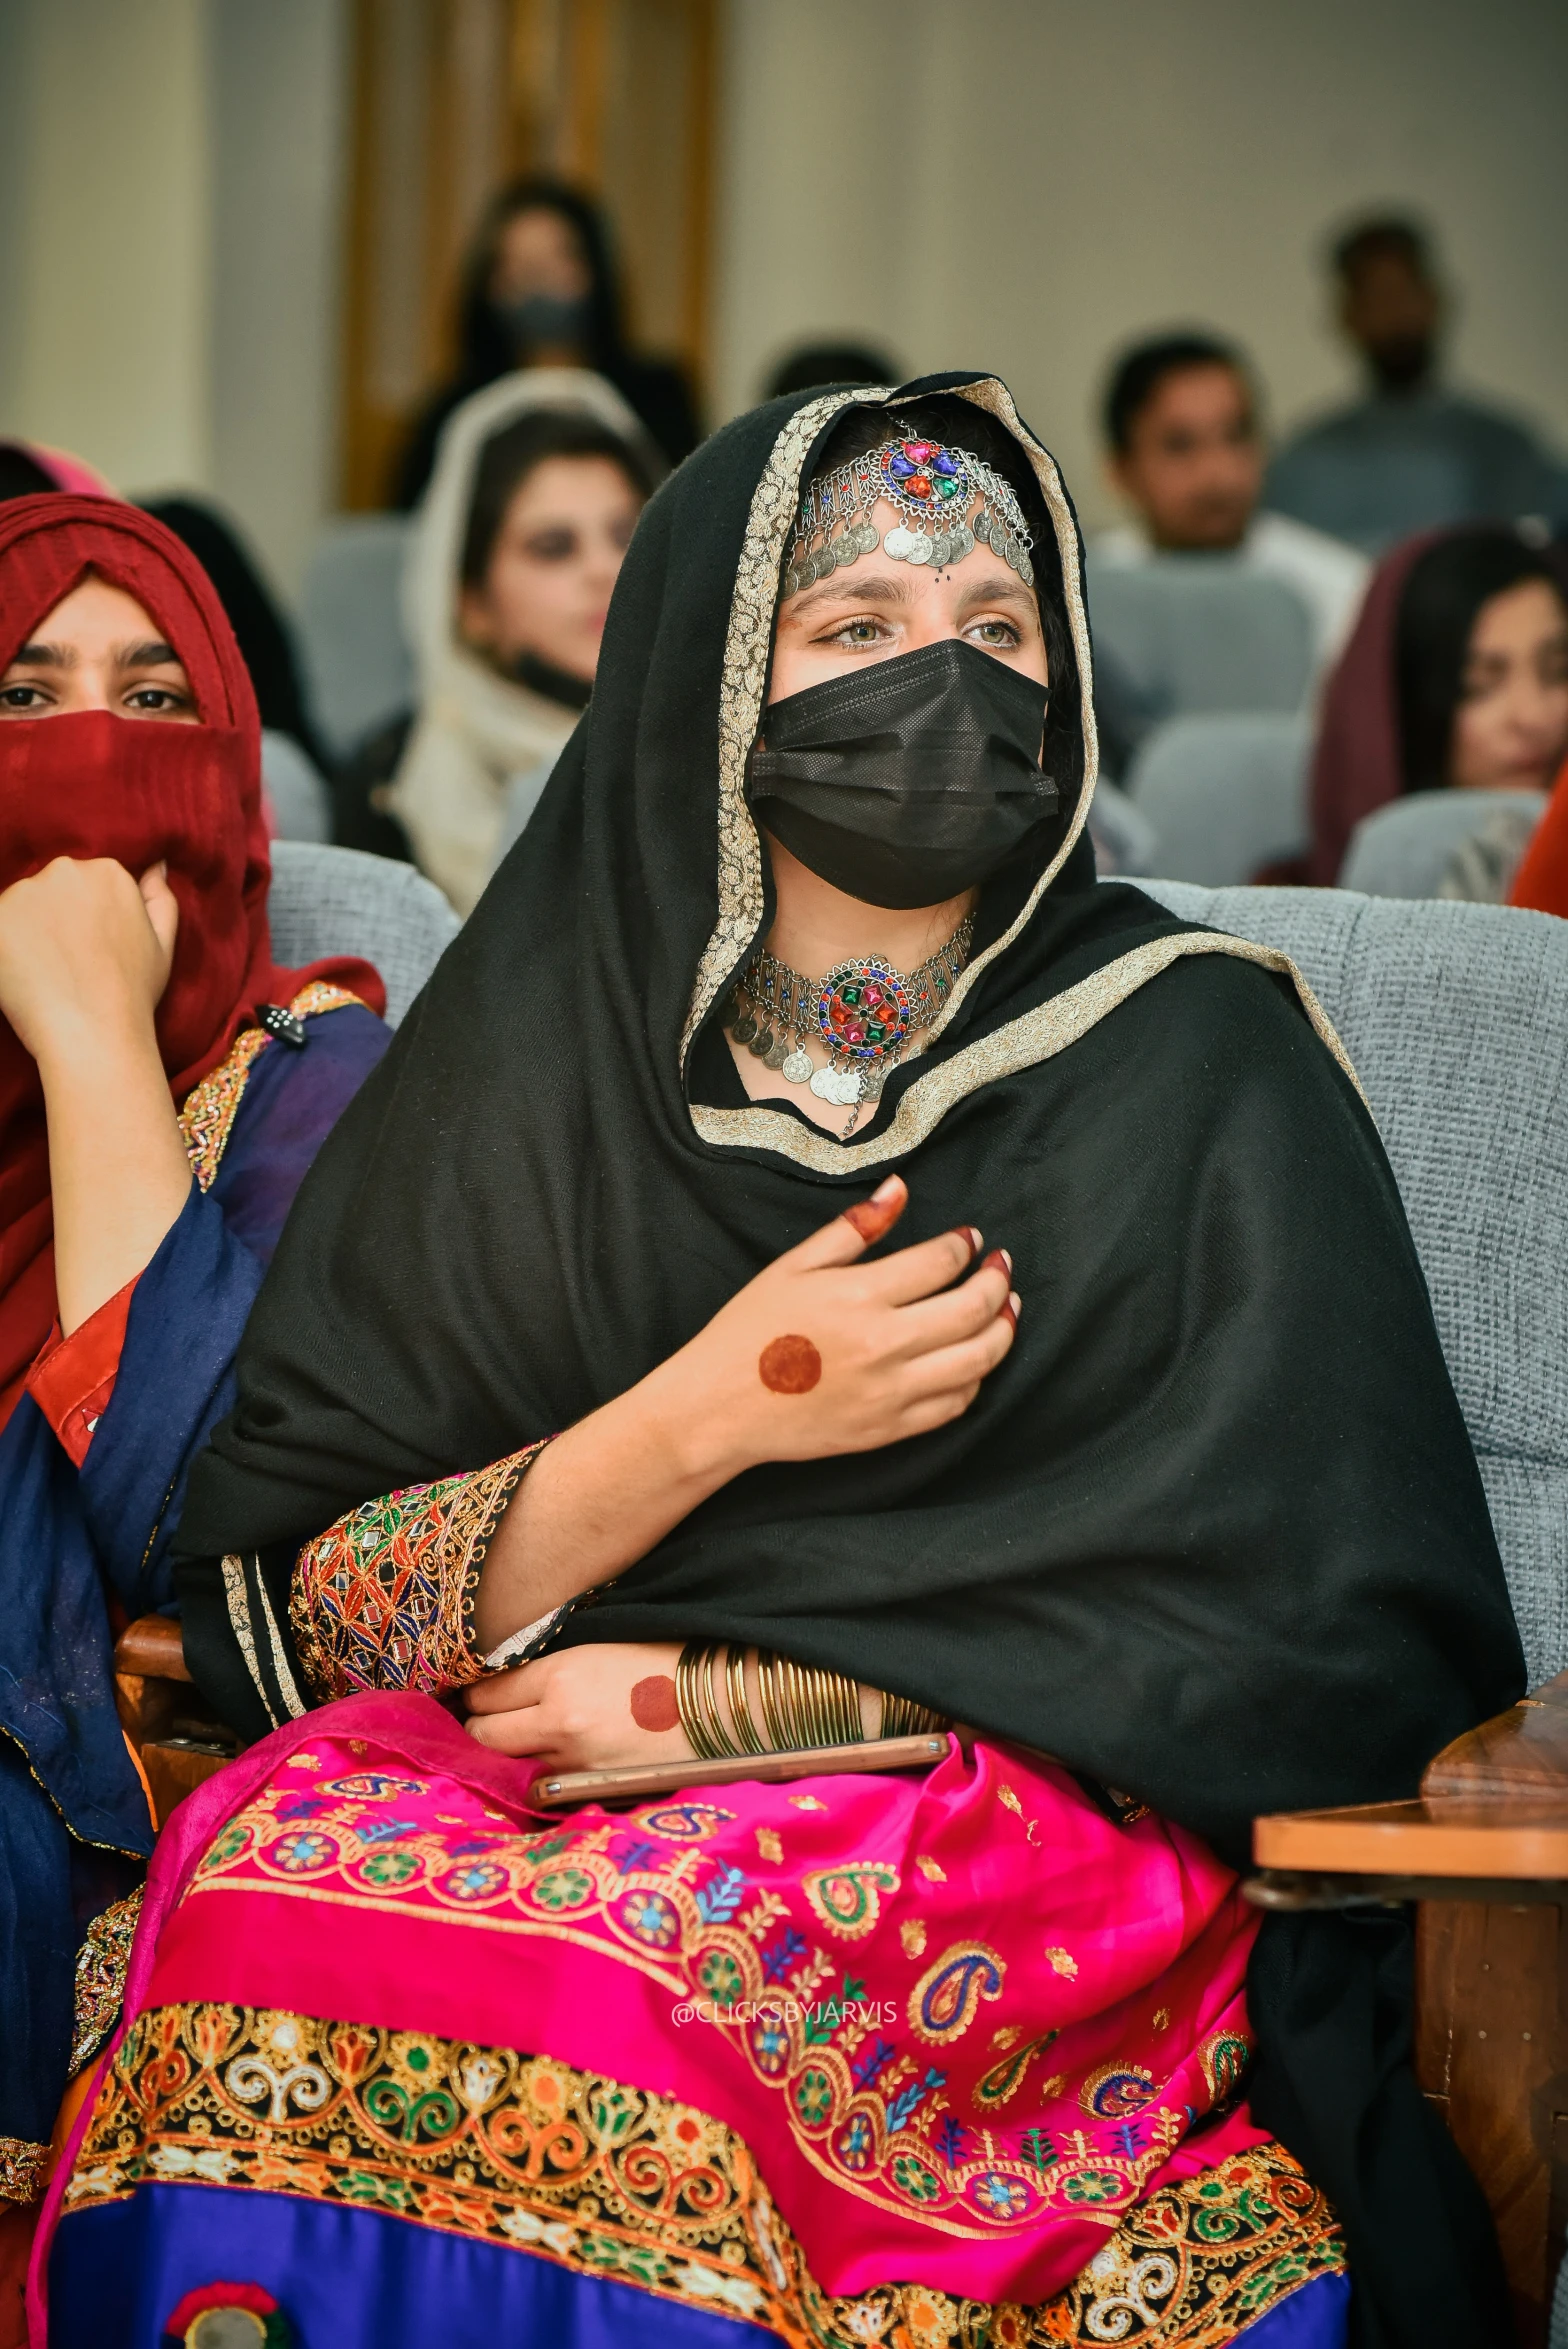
[0,439,116,501]
[1308,524,1568,889]
[339,372,658,915]
[1269,217,1568,555]
[763,340,901,400]
[393,178,698,507]
[1092,332,1368,672]
[0,497,387,2261]
[138,498,328,774]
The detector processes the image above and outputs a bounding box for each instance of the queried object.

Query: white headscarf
[389,368,654,914]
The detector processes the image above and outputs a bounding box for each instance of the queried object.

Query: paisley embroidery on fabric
[801,1863,900,1942]
[972,2031,1058,2113]
[175,1754,1254,2244]
[1199,2032,1251,2108]
[907,1944,1007,2045]
[67,2007,1345,2345]
[1080,2062,1159,2121]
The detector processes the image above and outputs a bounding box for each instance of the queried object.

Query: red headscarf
[1507,753,1568,917]
[1305,532,1443,884]
[0,495,385,1419]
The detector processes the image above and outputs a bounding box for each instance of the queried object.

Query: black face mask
[496,291,591,351]
[747,638,1057,910]
[507,649,593,711]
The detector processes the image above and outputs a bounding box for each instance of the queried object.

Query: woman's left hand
[465,1641,694,1775]
[0,856,178,1065]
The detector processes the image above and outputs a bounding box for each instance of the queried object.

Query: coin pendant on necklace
[781,1047,814,1084]
[763,1035,790,1071]
[749,1026,775,1059]
[906,531,933,565]
[883,525,914,560]
[731,1013,757,1045]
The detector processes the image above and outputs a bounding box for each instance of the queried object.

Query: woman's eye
[827,618,886,648]
[125,687,187,711]
[969,619,1021,648]
[525,530,579,561]
[0,684,49,708]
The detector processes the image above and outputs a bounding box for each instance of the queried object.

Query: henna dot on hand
[759,1333,822,1393]
[630,1675,680,1732]
[841,1195,900,1243]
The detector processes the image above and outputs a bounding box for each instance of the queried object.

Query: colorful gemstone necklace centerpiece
[727,912,976,1137]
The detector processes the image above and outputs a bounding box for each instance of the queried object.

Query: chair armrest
[113,1612,192,1683]
[1249,1671,1568,1907]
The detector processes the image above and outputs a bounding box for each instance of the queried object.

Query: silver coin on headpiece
[971,510,992,547]
[856,519,879,555]
[929,531,952,566]
[905,532,933,565]
[949,522,975,561]
[883,525,914,560]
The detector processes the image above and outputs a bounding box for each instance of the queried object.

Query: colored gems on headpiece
[784,433,1035,597]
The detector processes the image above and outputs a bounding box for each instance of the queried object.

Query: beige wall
[0,0,347,596]
[711,0,1568,533]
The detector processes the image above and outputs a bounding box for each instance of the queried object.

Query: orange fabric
[24,1277,137,1466]
[1506,754,1568,916]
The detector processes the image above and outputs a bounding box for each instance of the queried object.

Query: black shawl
[180,378,1523,2346]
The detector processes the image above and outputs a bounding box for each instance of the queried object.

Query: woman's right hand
[0,856,178,1066]
[642,1173,1018,1481]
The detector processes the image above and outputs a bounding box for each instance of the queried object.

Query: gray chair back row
[1142,879,1568,1688]
[296,516,414,759]
[1339,788,1548,899]
[1087,565,1316,730]
[267,841,459,1029]
[1124,713,1311,886]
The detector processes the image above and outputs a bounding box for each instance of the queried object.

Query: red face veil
[0,495,384,1418]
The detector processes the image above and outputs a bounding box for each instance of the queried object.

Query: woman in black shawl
[41,379,1521,2349]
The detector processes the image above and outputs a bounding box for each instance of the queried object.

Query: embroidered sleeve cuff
[289,1441,550,1700]
[25,1275,139,1466]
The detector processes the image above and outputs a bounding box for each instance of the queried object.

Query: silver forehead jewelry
[783,431,1034,596]
[727,912,976,1139]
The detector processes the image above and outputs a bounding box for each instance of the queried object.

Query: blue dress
[0,1003,388,2188]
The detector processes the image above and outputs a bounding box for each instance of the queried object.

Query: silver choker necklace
[727,913,975,1137]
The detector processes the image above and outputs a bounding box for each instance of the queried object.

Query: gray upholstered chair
[1086,565,1315,727]
[268,840,460,1028]
[295,514,414,758]
[1339,787,1548,899]
[1141,879,1568,2341]
[260,731,332,845]
[1124,713,1311,885]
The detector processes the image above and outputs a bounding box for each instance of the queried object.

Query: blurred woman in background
[1309,524,1568,889]
[0,442,116,503]
[341,371,658,914]
[0,500,387,2312]
[392,177,699,507]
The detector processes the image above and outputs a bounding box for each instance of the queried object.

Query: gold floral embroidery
[178,982,369,1192]
[0,2134,46,2206]
[67,2005,1343,2345]
[69,1886,143,2077]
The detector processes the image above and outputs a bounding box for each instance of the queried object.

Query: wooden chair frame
[1252,1669,1568,2346]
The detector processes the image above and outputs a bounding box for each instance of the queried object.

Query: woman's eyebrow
[7,639,73,668]
[113,640,183,667]
[953,574,1037,614]
[785,573,914,619]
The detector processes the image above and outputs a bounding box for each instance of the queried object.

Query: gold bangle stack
[675,1641,948,1758]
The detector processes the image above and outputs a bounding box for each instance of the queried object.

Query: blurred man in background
[1267,216,1568,554]
[1093,331,1368,668]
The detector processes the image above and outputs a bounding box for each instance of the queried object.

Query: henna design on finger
[759,1334,823,1393]
[630,1675,680,1731]
[841,1194,903,1243]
